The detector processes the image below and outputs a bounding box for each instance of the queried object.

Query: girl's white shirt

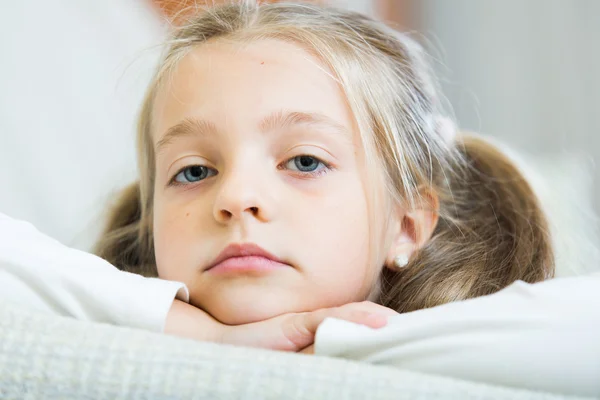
[0,212,188,332]
[1,212,598,397]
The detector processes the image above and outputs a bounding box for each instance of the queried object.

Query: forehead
[151,38,356,141]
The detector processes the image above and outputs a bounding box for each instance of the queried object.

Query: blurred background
[0,0,597,275]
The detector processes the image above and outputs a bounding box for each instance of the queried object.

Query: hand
[164,299,225,343]
[220,301,397,352]
[299,344,314,354]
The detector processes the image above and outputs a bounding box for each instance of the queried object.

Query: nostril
[220,209,232,219]
[249,207,259,215]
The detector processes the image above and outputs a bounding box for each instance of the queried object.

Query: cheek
[294,178,375,299]
[152,199,203,280]
[153,211,181,280]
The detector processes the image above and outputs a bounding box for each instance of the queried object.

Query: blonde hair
[95,1,554,312]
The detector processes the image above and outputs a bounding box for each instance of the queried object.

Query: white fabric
[315,273,600,398]
[0,0,164,252]
[0,213,188,333]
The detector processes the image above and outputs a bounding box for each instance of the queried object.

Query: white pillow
[526,154,599,276]
[493,140,599,276]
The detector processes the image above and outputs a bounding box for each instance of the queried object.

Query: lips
[205,243,290,273]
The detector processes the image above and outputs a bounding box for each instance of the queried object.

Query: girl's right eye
[170,165,217,185]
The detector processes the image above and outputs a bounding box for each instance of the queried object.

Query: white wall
[0,0,164,250]
[418,0,600,274]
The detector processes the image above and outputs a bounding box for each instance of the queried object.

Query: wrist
[164,299,224,343]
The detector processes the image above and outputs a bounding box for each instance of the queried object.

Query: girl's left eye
[282,155,329,175]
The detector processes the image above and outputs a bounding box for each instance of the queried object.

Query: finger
[283,306,390,351]
[328,309,389,329]
[286,307,379,342]
[280,311,327,350]
[299,344,315,354]
[359,301,399,315]
[339,301,398,317]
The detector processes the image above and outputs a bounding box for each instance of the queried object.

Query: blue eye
[285,156,323,172]
[173,165,217,184]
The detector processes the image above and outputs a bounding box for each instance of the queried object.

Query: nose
[212,164,273,224]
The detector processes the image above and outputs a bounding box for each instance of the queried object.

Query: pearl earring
[393,255,409,269]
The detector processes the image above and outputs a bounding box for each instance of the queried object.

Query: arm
[0,213,188,333]
[165,297,395,352]
[314,274,600,397]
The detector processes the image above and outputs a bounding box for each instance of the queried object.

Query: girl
[92,0,554,348]
[2,2,599,395]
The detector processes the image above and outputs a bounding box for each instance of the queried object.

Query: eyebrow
[155,110,350,154]
[155,118,217,154]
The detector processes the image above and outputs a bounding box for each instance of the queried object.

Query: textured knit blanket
[0,300,589,400]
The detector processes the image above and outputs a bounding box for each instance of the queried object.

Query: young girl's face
[151,39,390,325]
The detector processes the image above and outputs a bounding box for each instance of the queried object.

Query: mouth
[205,243,291,274]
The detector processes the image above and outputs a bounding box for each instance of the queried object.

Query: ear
[384,190,439,271]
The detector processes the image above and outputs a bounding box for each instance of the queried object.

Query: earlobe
[384,191,439,271]
[384,215,419,271]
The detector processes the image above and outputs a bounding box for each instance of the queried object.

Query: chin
[207,300,289,325]
[190,281,346,325]
[192,285,305,325]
